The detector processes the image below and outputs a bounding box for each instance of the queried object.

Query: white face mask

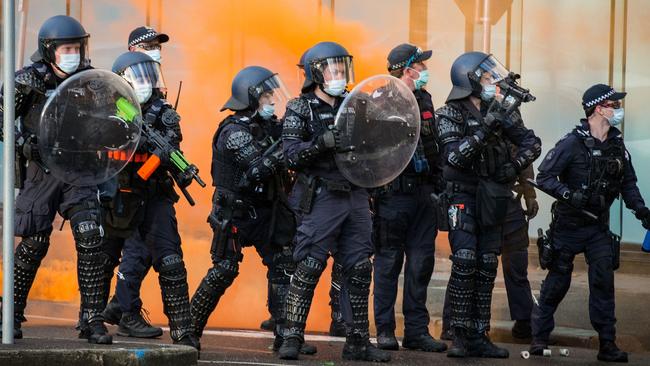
[57,53,80,74]
[144,49,162,63]
[323,78,347,96]
[480,84,497,101]
[134,83,153,104]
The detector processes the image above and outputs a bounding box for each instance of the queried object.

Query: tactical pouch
[610,231,621,271]
[476,179,512,227]
[431,192,450,232]
[102,191,145,239]
[298,175,317,214]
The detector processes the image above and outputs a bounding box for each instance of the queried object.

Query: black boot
[260,317,275,331]
[190,258,238,337]
[468,332,509,358]
[447,327,469,358]
[118,310,163,338]
[273,336,317,355]
[376,331,399,351]
[0,308,24,340]
[278,257,325,361]
[402,333,448,352]
[597,340,628,363]
[103,296,122,326]
[512,319,532,339]
[440,326,454,341]
[175,332,201,351]
[529,339,549,355]
[73,219,112,345]
[342,334,391,362]
[329,320,347,337]
[158,255,199,351]
[12,233,50,340]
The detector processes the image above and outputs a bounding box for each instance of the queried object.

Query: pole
[2,0,16,345]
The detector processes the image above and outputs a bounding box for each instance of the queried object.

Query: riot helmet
[36,15,90,74]
[112,51,165,104]
[447,51,509,102]
[303,41,354,96]
[221,66,290,118]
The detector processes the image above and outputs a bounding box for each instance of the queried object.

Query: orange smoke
[2,0,397,333]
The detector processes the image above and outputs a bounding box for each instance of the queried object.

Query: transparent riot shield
[39,69,142,186]
[334,75,420,188]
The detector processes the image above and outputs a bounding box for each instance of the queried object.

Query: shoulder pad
[225,129,254,150]
[435,104,463,123]
[15,66,46,94]
[161,107,181,127]
[286,97,310,118]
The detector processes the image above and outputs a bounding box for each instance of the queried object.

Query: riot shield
[334,75,420,188]
[38,69,142,186]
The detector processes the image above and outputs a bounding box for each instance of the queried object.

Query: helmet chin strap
[51,62,72,78]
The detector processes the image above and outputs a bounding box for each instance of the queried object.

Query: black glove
[566,190,589,209]
[524,197,539,220]
[22,134,40,161]
[483,111,505,131]
[316,126,354,153]
[635,207,650,230]
[493,162,518,183]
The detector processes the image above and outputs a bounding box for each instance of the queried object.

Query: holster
[536,227,554,270]
[430,192,450,232]
[297,174,317,214]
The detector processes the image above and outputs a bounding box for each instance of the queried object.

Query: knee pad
[294,256,325,286]
[551,250,574,275]
[347,259,372,292]
[158,254,187,283]
[450,249,477,277]
[478,252,499,277]
[205,258,239,290]
[16,233,50,268]
[270,250,294,282]
[72,215,103,252]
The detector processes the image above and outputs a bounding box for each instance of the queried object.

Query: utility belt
[446,181,478,195]
[552,203,609,228]
[382,174,431,194]
[295,173,356,214]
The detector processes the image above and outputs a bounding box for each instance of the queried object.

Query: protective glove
[524,197,539,220]
[635,207,650,230]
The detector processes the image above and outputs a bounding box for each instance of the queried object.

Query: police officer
[435,51,541,358]
[440,98,538,341]
[372,43,446,353]
[530,84,650,363]
[277,41,390,362]
[98,52,200,349]
[101,25,171,339]
[0,15,110,344]
[190,66,316,354]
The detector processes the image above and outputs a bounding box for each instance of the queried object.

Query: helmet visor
[121,61,166,90]
[250,74,291,109]
[313,55,354,84]
[474,55,509,84]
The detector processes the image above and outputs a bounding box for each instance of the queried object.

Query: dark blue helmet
[447,51,510,102]
[35,15,90,66]
[112,51,166,93]
[447,51,489,102]
[221,66,290,112]
[302,41,354,91]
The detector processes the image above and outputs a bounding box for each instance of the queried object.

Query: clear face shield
[474,55,509,85]
[315,56,354,85]
[121,61,166,104]
[250,74,291,118]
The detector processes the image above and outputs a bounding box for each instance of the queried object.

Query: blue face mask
[481,84,497,101]
[323,79,347,96]
[606,107,624,126]
[409,68,429,90]
[258,103,275,120]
